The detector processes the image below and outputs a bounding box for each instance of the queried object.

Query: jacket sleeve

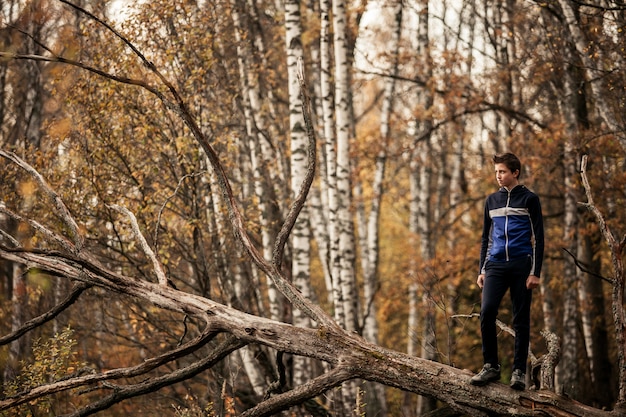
[529,194,545,277]
[479,199,491,275]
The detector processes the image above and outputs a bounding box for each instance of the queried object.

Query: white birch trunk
[414,0,437,413]
[320,0,343,325]
[285,0,314,389]
[332,0,359,412]
[446,132,464,362]
[305,0,334,307]
[486,0,514,150]
[229,0,283,322]
[404,156,421,412]
[556,104,580,398]
[332,0,359,335]
[357,3,403,415]
[244,0,289,210]
[4,263,27,382]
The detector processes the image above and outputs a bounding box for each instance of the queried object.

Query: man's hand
[477,274,485,289]
[526,275,540,289]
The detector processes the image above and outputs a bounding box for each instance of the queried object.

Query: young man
[470,153,544,390]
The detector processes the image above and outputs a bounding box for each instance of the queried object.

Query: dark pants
[480,255,533,371]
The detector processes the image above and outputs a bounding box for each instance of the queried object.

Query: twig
[60,334,245,417]
[0,52,177,113]
[561,247,613,283]
[578,155,625,256]
[154,171,207,248]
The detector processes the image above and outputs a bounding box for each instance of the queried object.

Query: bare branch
[0,52,177,113]
[0,227,20,247]
[58,0,157,71]
[272,58,317,268]
[0,150,83,251]
[0,204,74,252]
[578,155,618,250]
[562,247,613,284]
[154,171,207,248]
[579,155,626,407]
[109,204,169,286]
[451,313,538,362]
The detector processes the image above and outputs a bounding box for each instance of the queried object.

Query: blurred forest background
[0,0,624,416]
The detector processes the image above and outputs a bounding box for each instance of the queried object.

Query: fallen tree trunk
[0,246,620,417]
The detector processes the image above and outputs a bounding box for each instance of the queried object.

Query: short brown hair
[493,153,521,179]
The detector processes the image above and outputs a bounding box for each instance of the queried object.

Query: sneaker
[510,369,525,390]
[470,363,501,386]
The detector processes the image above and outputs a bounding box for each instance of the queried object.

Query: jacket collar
[500,184,525,193]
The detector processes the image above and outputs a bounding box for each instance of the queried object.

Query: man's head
[493,153,521,179]
[493,153,521,188]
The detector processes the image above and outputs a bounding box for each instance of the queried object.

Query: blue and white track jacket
[479,185,544,277]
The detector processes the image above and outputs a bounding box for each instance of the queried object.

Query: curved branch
[578,156,620,251]
[56,0,335,329]
[579,155,626,408]
[562,247,613,284]
[0,53,176,113]
[0,281,91,345]
[271,58,317,268]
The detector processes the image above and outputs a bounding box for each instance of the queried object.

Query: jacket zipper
[504,189,511,261]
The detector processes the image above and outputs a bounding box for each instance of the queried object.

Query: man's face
[494,163,518,188]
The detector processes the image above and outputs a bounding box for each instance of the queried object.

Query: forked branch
[579,154,626,408]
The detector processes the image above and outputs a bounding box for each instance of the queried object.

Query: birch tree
[406,0,438,413]
[229,0,283,322]
[285,0,315,395]
[332,0,359,336]
[352,1,404,414]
